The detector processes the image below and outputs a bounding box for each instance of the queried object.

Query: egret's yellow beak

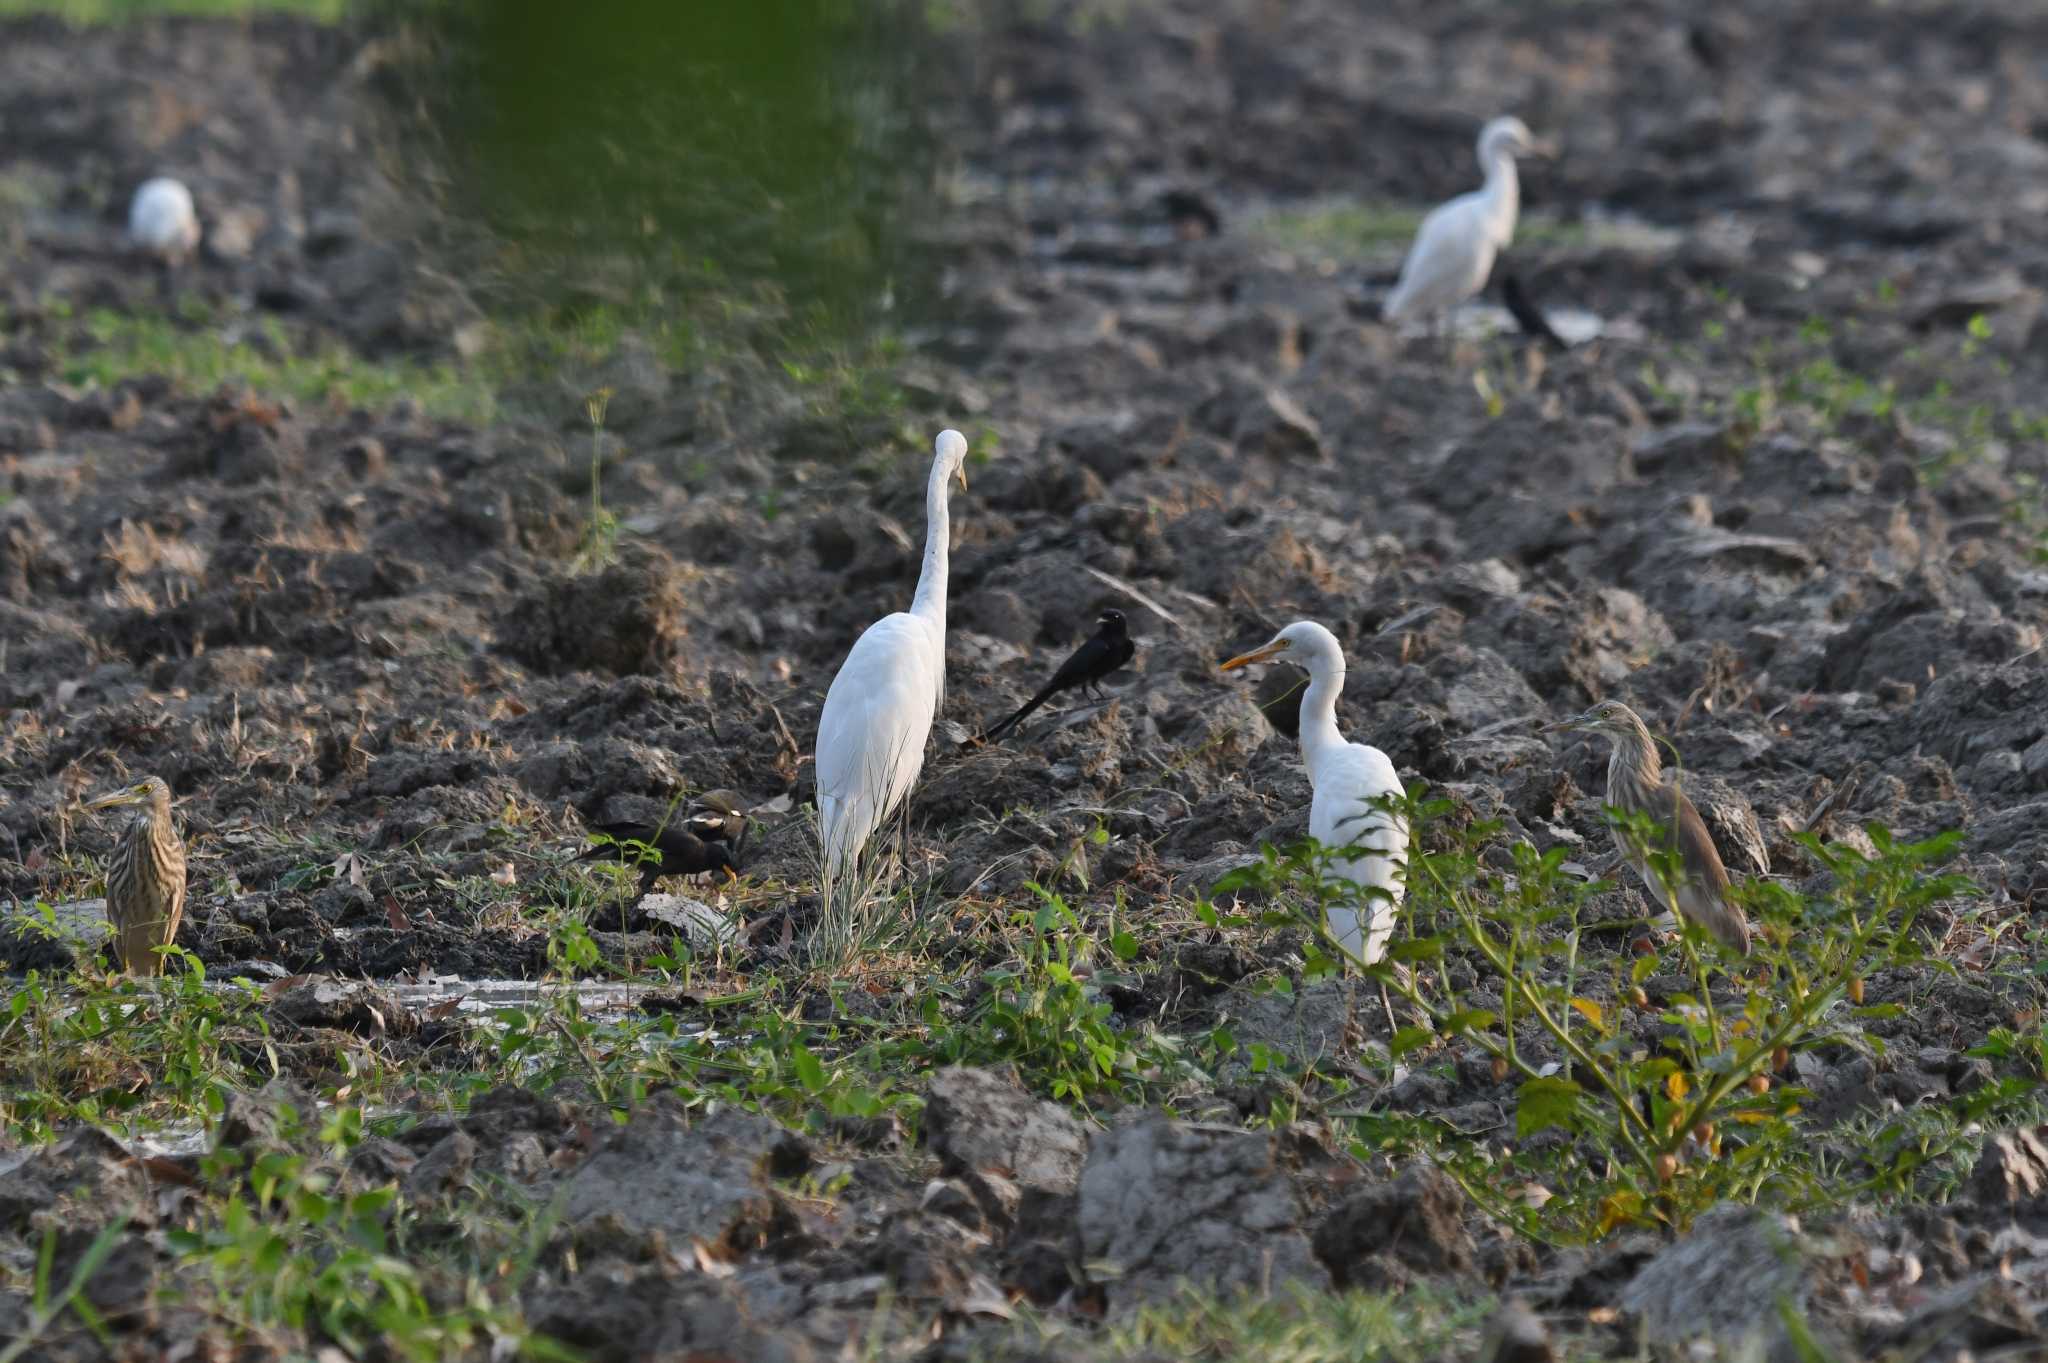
[955,465,968,493]
[1220,640,1287,672]
[83,784,150,811]
[1528,137,1561,159]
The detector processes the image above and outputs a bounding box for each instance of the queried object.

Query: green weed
[57,310,494,422]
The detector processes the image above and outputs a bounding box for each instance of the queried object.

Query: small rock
[1617,1206,1844,1360]
[1314,1161,1476,1289]
[562,1101,808,1253]
[1631,421,1735,474]
[268,977,414,1037]
[1974,1124,2048,1207]
[1238,387,1325,460]
[494,543,686,677]
[925,1067,1089,1196]
[0,1128,155,1234]
[341,436,387,480]
[403,1130,477,1200]
[1077,1112,1329,1306]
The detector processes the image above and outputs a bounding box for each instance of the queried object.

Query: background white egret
[1382,116,1554,333]
[815,429,970,912]
[128,177,200,262]
[1222,620,1408,965]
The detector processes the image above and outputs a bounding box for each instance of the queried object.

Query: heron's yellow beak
[83,785,149,811]
[1220,640,1287,672]
[1540,712,1590,735]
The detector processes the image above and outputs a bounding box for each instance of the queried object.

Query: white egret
[1222,621,1408,965]
[1382,116,1555,333]
[815,429,971,905]
[128,177,200,263]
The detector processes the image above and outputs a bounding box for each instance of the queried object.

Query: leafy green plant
[1214,794,2017,1241]
[0,962,279,1139]
[922,887,1193,1103]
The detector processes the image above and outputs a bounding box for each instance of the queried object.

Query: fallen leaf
[490,862,517,887]
[384,896,412,932]
[140,1156,201,1188]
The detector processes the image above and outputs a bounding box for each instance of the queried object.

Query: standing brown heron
[82,776,188,976]
[1545,700,1751,956]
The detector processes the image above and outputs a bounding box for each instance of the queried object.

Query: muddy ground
[6,1,2048,1359]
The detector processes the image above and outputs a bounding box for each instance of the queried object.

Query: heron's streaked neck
[909,469,952,628]
[1610,729,1663,789]
[1480,147,1520,247]
[1297,659,1347,775]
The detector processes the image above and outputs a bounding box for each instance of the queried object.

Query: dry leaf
[384,896,412,932]
[140,1155,201,1188]
[490,862,517,887]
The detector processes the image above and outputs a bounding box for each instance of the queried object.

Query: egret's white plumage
[815,429,970,896]
[1382,116,1550,330]
[128,177,200,261]
[1223,621,1408,964]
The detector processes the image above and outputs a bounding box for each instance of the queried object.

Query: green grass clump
[57,309,496,423]
[0,0,346,20]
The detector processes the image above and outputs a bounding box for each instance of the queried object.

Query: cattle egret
[1383,117,1554,333]
[1222,621,1408,965]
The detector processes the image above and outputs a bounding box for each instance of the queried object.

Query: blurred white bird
[1383,116,1555,334]
[1222,620,1408,965]
[128,177,200,263]
[815,429,970,908]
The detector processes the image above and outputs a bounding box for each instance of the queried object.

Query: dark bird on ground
[1501,273,1567,349]
[683,789,750,855]
[82,776,187,976]
[978,609,1136,744]
[576,821,738,897]
[1544,700,1751,955]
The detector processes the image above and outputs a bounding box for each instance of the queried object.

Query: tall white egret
[1222,621,1408,965]
[1382,116,1555,333]
[128,178,200,263]
[815,429,970,905]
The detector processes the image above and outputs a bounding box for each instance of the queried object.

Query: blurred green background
[10,0,947,363]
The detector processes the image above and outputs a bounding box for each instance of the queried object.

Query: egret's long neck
[1480,147,1520,247]
[909,468,952,629]
[1297,659,1347,777]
